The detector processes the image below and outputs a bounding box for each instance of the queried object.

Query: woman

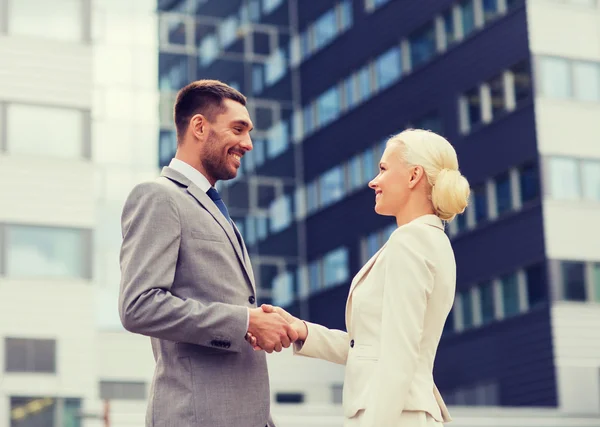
[249,129,470,426]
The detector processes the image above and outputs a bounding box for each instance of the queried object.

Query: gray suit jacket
[119,167,274,427]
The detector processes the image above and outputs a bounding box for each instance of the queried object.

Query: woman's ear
[408,165,424,189]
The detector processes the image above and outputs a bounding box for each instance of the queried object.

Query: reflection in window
[483,0,500,22]
[572,62,600,102]
[582,160,600,202]
[539,57,571,99]
[340,0,354,31]
[348,155,363,190]
[306,181,319,214]
[218,15,239,49]
[323,247,349,288]
[159,53,190,90]
[263,0,284,14]
[316,87,341,127]
[267,120,289,159]
[526,263,547,307]
[362,149,376,184]
[414,113,443,134]
[495,173,512,215]
[303,104,315,135]
[561,261,586,301]
[473,185,488,224]
[512,61,532,103]
[272,271,295,307]
[269,195,292,233]
[357,66,372,103]
[460,0,476,38]
[364,233,379,262]
[8,0,82,41]
[7,104,84,160]
[320,167,346,207]
[265,48,287,86]
[461,290,474,329]
[501,273,520,316]
[5,225,88,279]
[488,74,505,118]
[410,24,436,68]
[375,47,402,90]
[313,9,337,51]
[479,281,495,324]
[443,9,457,48]
[465,87,482,128]
[549,157,581,200]
[519,163,540,203]
[344,77,357,110]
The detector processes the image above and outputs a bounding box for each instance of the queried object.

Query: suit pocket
[354,344,379,361]
[191,229,225,243]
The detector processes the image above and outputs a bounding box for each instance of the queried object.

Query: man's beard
[201,131,236,183]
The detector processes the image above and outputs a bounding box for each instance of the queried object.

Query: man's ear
[190,114,206,140]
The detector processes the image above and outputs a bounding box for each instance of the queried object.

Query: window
[500,273,520,316]
[364,233,380,261]
[269,195,292,233]
[7,104,86,159]
[357,65,372,103]
[483,0,501,22]
[10,397,81,427]
[99,381,147,400]
[519,163,540,203]
[375,46,402,90]
[413,112,443,134]
[582,160,600,202]
[265,48,287,86]
[548,157,581,200]
[344,77,357,110]
[572,61,600,102]
[323,247,349,288]
[512,61,532,104]
[443,308,455,334]
[362,149,376,184]
[526,263,547,307]
[459,0,476,38]
[263,0,284,14]
[272,271,295,307]
[339,0,354,31]
[316,87,341,127]
[456,212,467,233]
[410,24,436,68]
[276,392,304,404]
[306,181,319,213]
[539,57,572,99]
[465,87,482,129]
[473,185,488,224]
[348,154,363,190]
[267,120,289,159]
[320,167,346,207]
[313,9,337,51]
[442,9,457,48]
[198,35,218,67]
[488,74,505,119]
[308,260,321,292]
[461,290,474,329]
[303,104,315,134]
[495,173,513,215]
[8,0,83,41]
[218,15,239,49]
[159,130,177,167]
[561,261,587,301]
[5,338,56,373]
[4,225,90,279]
[479,281,495,324]
[593,263,600,302]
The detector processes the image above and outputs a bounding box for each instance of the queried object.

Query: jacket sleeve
[293,322,350,365]
[360,225,435,427]
[118,182,248,352]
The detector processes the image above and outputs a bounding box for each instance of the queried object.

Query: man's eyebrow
[232,120,254,132]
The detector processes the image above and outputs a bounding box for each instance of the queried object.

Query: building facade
[158,0,600,414]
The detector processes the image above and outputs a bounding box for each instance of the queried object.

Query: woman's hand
[245,304,308,350]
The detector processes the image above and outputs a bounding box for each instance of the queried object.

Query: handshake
[245,304,308,353]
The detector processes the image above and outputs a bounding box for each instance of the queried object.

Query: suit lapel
[232,220,256,292]
[161,167,255,291]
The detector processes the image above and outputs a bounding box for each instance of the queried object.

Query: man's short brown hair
[173,80,247,143]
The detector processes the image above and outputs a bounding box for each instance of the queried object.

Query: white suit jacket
[294,215,455,426]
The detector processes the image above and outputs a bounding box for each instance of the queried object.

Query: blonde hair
[387,129,470,222]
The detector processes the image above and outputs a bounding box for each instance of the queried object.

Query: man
[118,80,297,427]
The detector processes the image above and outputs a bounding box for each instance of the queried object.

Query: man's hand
[246,305,308,351]
[247,307,299,353]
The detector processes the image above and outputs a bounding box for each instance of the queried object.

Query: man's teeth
[230,153,241,161]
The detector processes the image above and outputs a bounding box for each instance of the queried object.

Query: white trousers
[344,410,443,427]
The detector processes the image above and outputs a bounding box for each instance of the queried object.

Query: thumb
[261,304,275,313]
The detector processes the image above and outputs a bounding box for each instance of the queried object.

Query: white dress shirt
[168,158,250,332]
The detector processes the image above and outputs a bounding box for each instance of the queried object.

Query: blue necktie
[206,187,231,223]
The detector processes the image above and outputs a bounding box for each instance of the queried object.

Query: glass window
[7,104,84,159]
[10,397,57,427]
[549,157,581,200]
[495,173,513,215]
[540,57,572,99]
[8,0,83,41]
[343,77,356,110]
[414,113,443,134]
[409,24,436,68]
[465,87,482,128]
[256,216,268,240]
[320,167,346,207]
[473,185,488,224]
[306,181,319,213]
[253,139,266,167]
[461,290,474,329]
[244,216,256,245]
[562,261,587,301]
[6,225,88,279]
[383,223,397,241]
[272,271,295,307]
[460,0,476,38]
[456,212,467,233]
[365,233,379,261]
[265,48,287,86]
[313,9,337,51]
[269,195,292,233]
[479,281,495,324]
[159,130,177,167]
[218,15,239,49]
[348,154,363,190]
[526,263,547,307]
[5,338,56,373]
[520,163,540,203]
[488,74,505,119]
[593,263,600,302]
[323,247,349,288]
[159,53,191,90]
[252,64,264,95]
[443,9,457,48]
[573,61,600,102]
[483,0,500,22]
[501,273,520,316]
[340,0,354,31]
[299,31,311,60]
[263,0,284,14]
[309,260,321,292]
[316,87,341,127]
[163,14,188,46]
[303,104,314,134]
[357,66,372,103]
[443,307,455,334]
[362,149,376,184]
[512,61,532,103]
[582,160,600,202]
[375,46,402,90]
[267,120,289,159]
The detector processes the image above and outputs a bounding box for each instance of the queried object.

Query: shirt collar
[168,158,212,193]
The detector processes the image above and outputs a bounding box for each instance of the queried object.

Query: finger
[253,345,262,351]
[274,342,282,352]
[280,334,291,348]
[286,324,299,342]
[261,304,275,313]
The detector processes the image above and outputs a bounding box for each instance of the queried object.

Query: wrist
[296,320,308,341]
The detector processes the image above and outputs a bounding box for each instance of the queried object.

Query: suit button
[350,339,354,348]
[248,296,256,304]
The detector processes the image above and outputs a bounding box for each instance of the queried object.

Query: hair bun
[431,168,470,221]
